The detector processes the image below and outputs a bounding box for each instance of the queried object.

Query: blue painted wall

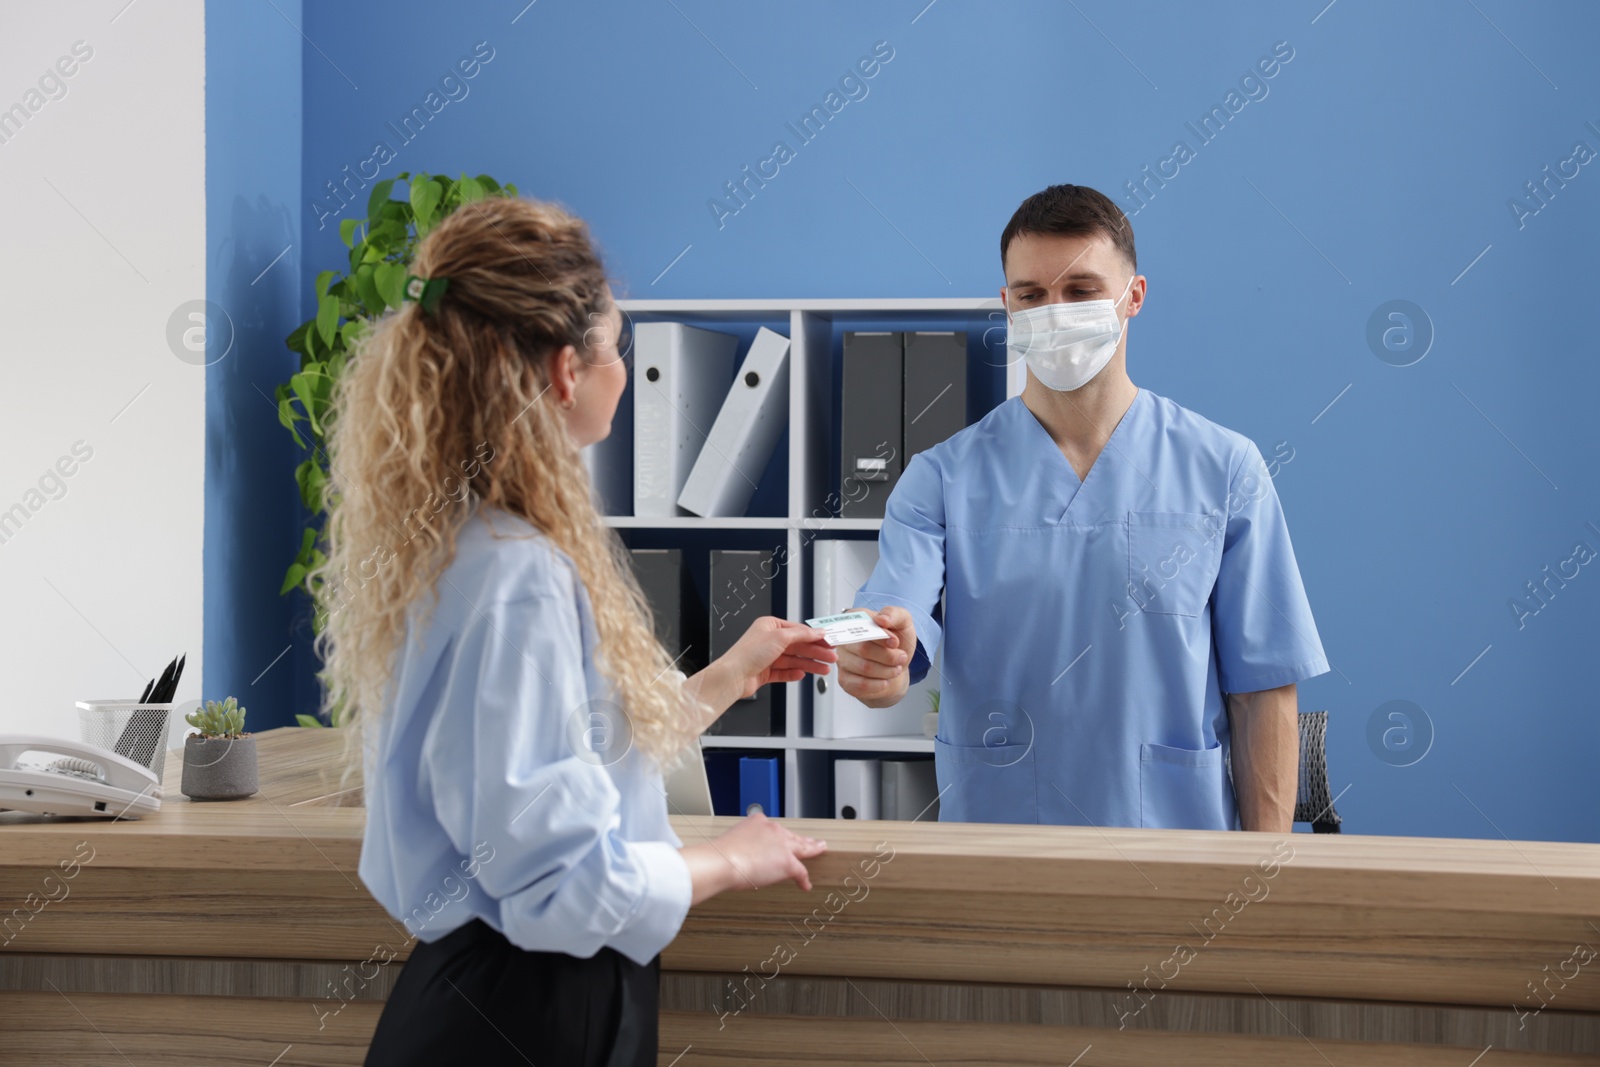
[210,0,1600,841]
[204,0,312,740]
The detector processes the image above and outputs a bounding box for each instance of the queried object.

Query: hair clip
[403,274,450,315]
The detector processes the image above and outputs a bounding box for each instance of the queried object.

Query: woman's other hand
[681,813,827,904]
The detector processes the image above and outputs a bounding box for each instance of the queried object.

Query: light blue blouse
[855,389,1329,830]
[359,505,692,966]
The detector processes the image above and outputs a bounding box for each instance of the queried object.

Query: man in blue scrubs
[841,184,1329,832]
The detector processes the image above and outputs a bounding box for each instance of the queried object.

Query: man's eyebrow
[1008,272,1106,287]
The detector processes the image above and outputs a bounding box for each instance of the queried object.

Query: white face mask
[1006,273,1137,392]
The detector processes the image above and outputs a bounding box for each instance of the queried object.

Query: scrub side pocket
[1126,511,1224,617]
[932,737,1037,824]
[1139,742,1230,829]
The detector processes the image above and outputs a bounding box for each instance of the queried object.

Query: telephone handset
[0,735,162,819]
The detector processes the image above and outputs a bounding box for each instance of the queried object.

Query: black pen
[155,654,186,703]
[115,653,184,762]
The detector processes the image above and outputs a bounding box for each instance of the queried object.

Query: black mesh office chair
[1294,709,1342,833]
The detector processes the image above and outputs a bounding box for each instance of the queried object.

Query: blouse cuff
[606,839,693,967]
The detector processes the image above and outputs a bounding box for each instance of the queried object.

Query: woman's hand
[715,616,838,701]
[681,812,827,904]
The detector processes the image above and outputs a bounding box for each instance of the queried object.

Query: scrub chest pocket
[1126,511,1224,617]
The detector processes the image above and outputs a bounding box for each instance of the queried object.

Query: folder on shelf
[678,326,791,518]
[627,548,707,676]
[903,331,968,463]
[707,548,779,736]
[812,539,938,739]
[633,322,738,518]
[840,331,904,519]
[739,755,782,817]
[881,758,939,821]
[703,750,744,816]
[834,758,881,820]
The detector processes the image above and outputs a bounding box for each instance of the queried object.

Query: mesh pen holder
[73,701,177,782]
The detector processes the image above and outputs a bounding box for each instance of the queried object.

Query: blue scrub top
[855,389,1329,830]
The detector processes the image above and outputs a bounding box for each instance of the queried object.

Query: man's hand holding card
[829,605,918,708]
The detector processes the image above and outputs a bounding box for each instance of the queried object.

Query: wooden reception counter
[1,727,1596,1065]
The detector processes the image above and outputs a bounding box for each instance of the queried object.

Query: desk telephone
[0,735,162,819]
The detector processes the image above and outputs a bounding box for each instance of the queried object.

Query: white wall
[0,1,205,742]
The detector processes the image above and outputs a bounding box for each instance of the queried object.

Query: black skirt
[364,919,660,1067]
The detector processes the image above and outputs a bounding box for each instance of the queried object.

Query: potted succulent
[181,697,259,800]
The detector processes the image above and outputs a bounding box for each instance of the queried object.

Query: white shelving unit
[604,297,1019,818]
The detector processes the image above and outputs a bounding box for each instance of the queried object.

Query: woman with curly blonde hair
[312,195,837,1066]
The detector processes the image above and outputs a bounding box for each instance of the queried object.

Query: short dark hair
[1000,184,1137,273]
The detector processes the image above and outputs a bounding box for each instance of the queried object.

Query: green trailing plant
[276,172,519,729]
[188,697,248,740]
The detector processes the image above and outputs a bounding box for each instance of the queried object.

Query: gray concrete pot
[181,734,259,800]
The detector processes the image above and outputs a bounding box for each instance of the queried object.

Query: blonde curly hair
[310,195,706,784]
